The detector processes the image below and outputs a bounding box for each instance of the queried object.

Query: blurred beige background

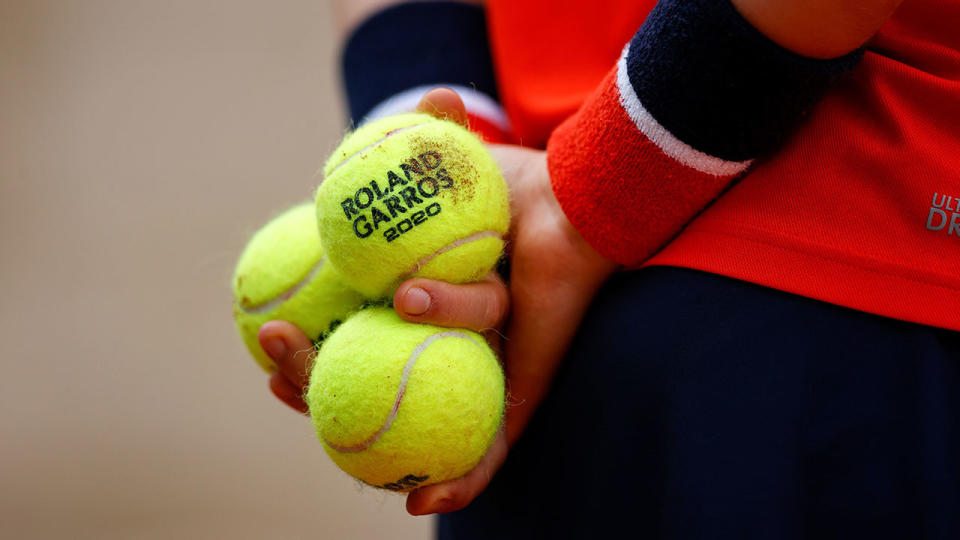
[0,0,431,538]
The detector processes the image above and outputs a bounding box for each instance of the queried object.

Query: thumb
[415,87,469,128]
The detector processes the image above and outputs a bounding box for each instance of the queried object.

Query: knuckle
[479,293,505,329]
[484,283,510,328]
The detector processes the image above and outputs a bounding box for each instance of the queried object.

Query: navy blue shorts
[438,267,960,539]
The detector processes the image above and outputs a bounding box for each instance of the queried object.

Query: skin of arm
[732,0,904,58]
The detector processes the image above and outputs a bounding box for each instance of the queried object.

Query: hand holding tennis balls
[297,105,510,492]
[259,89,612,517]
[254,94,515,510]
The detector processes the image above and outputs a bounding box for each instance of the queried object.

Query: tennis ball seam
[322,329,489,454]
[237,256,328,315]
[326,123,429,177]
[402,229,502,278]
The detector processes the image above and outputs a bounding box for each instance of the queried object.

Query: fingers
[415,87,469,127]
[394,272,509,333]
[269,372,309,414]
[258,320,316,413]
[406,427,509,515]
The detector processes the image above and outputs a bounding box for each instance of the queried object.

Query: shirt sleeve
[341,1,512,143]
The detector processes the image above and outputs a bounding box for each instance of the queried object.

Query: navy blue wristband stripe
[341,2,498,124]
[626,0,864,162]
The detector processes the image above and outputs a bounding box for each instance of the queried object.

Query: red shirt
[487,0,960,332]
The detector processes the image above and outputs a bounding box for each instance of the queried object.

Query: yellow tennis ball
[316,113,510,298]
[306,307,504,491]
[233,203,365,372]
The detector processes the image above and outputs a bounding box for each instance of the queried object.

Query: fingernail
[262,337,286,361]
[403,287,431,315]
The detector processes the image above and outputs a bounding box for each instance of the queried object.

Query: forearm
[732,0,904,59]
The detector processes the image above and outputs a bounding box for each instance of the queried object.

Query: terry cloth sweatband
[341,2,508,140]
[547,0,863,266]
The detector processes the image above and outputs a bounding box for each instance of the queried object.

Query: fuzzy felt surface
[306,307,504,492]
[317,113,510,298]
[233,203,365,372]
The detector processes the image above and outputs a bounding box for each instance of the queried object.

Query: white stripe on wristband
[615,43,753,178]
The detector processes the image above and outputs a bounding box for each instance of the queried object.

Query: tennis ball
[316,113,510,298]
[306,307,504,491]
[233,203,365,372]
